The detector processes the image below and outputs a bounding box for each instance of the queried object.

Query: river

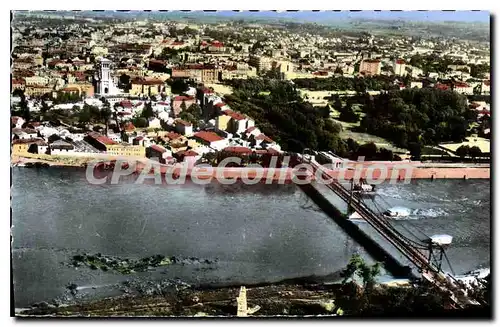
[11,168,490,308]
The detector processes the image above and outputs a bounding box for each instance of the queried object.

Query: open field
[205,83,234,96]
[439,137,490,154]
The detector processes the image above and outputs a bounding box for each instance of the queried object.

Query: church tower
[96,58,116,95]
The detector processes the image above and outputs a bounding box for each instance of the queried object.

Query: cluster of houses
[11,81,282,168]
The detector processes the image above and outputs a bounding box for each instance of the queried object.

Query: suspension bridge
[297,153,481,308]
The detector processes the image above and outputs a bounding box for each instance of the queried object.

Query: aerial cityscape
[11,10,491,318]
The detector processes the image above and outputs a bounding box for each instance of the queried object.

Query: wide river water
[11,168,490,307]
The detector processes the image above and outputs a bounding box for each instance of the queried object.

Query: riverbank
[15,280,490,317]
[12,155,490,180]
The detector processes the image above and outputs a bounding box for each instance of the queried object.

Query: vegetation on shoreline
[68,253,218,275]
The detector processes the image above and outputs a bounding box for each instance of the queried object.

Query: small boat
[348,211,364,221]
[383,206,411,218]
[352,179,376,196]
[353,183,376,196]
[429,234,453,246]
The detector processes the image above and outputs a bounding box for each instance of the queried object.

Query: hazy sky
[199,11,490,23]
[36,10,490,24]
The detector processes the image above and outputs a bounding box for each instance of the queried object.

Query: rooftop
[194,131,225,143]
[87,132,117,145]
[223,146,253,154]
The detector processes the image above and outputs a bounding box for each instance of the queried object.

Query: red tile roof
[120,100,133,108]
[435,83,450,91]
[88,132,116,145]
[210,41,224,47]
[174,96,195,102]
[255,134,274,143]
[228,112,246,121]
[132,78,164,85]
[395,59,405,64]
[177,149,199,157]
[215,102,226,108]
[176,119,192,127]
[245,126,257,133]
[166,132,182,140]
[223,146,253,154]
[13,138,47,145]
[122,122,136,132]
[194,131,225,143]
[150,144,166,153]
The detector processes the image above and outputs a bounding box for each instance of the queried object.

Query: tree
[121,131,129,143]
[468,146,482,160]
[408,142,422,160]
[19,94,30,122]
[333,95,342,112]
[339,104,359,123]
[12,88,24,98]
[378,148,394,161]
[341,254,381,292]
[169,79,189,94]
[48,134,61,143]
[141,102,154,119]
[40,100,50,115]
[180,101,187,112]
[455,145,470,159]
[100,103,112,136]
[346,138,360,153]
[132,117,148,128]
[357,142,378,160]
[119,74,131,92]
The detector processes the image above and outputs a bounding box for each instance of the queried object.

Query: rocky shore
[16,280,490,317]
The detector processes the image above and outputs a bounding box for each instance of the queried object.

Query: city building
[172,95,196,116]
[49,140,75,155]
[129,78,165,97]
[359,59,381,76]
[95,58,120,96]
[394,59,406,76]
[249,55,272,73]
[12,138,48,155]
[193,131,228,150]
[175,119,194,136]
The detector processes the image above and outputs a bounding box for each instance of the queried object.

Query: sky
[205,11,490,23]
[28,10,490,24]
[107,10,490,24]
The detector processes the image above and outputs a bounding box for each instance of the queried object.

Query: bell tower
[96,58,114,95]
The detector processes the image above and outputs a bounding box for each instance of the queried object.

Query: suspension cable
[359,194,430,250]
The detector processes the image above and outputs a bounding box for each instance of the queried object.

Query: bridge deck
[303,159,475,308]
